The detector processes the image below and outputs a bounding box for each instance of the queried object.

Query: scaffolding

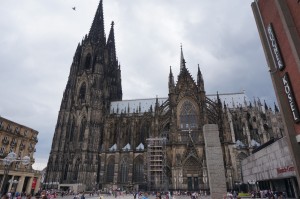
[146,137,167,191]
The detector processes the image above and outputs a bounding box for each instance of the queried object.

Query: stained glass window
[133,157,144,182]
[120,159,128,183]
[106,158,115,183]
[179,101,197,129]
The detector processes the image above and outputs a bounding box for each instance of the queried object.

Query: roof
[110,91,249,114]
[110,97,167,114]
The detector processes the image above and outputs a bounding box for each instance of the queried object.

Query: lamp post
[8,179,19,198]
[0,152,30,194]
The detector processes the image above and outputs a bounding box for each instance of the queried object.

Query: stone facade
[0,116,41,195]
[45,0,284,192]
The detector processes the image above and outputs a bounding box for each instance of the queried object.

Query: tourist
[142,193,149,199]
[1,194,9,199]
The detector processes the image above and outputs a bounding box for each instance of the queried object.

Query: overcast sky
[0,0,277,170]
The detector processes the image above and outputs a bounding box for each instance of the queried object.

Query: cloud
[0,0,277,170]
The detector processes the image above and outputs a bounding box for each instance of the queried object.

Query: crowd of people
[1,189,291,199]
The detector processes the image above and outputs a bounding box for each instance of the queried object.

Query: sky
[0,0,277,170]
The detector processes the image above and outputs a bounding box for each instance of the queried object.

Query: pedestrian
[142,193,149,199]
[1,194,9,199]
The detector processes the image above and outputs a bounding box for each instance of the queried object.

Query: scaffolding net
[146,137,167,191]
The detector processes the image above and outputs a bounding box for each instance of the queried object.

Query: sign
[282,73,300,123]
[277,166,295,174]
[266,24,285,70]
[31,178,37,189]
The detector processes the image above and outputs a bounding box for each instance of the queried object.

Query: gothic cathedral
[45,0,283,192]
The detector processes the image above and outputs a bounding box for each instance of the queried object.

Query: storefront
[242,137,299,198]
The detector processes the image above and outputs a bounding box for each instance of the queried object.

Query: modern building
[0,116,41,195]
[242,137,299,198]
[45,0,284,193]
[252,0,300,192]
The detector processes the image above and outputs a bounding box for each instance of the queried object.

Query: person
[81,193,85,199]
[1,194,9,199]
[142,193,149,199]
[26,194,32,199]
[233,191,237,199]
[156,192,161,199]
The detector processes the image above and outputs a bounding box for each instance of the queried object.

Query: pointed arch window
[78,83,86,103]
[73,159,80,181]
[179,100,198,129]
[69,119,75,142]
[139,122,150,145]
[63,163,69,181]
[133,157,144,183]
[106,158,115,183]
[85,53,92,69]
[79,117,87,142]
[120,158,128,183]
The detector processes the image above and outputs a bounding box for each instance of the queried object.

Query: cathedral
[45,0,284,192]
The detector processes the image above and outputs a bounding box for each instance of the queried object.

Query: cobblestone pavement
[54,194,213,199]
[53,195,295,199]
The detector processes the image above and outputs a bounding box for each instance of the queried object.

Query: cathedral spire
[107,21,117,66]
[180,44,185,70]
[88,0,105,44]
[197,64,204,91]
[264,100,269,111]
[169,66,175,92]
[274,102,279,112]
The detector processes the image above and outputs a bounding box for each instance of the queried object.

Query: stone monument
[203,124,227,198]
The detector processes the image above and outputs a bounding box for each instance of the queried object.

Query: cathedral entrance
[183,156,201,191]
[187,177,199,191]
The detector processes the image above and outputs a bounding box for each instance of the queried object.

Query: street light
[8,179,20,198]
[0,152,30,194]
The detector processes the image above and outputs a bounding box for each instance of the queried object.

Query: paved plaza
[55,194,212,199]
[53,194,298,199]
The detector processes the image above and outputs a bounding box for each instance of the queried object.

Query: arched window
[120,158,128,183]
[133,156,144,183]
[69,119,75,142]
[106,158,115,183]
[78,83,86,102]
[79,117,87,141]
[85,53,91,69]
[73,159,80,181]
[179,100,197,129]
[139,122,150,145]
[63,163,69,180]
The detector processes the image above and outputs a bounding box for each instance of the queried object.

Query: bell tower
[45,0,122,189]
